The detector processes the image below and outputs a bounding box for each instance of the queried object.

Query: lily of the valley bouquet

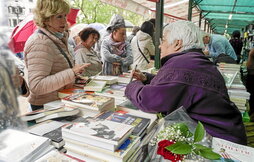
[148,107,221,162]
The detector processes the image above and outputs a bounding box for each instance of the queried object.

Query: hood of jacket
[136,30,152,42]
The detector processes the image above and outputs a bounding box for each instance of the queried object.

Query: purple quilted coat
[125,50,247,145]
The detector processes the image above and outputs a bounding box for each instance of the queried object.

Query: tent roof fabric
[194,0,254,34]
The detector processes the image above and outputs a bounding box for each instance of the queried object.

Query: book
[116,103,158,134]
[212,137,254,162]
[58,88,84,99]
[62,117,134,151]
[64,135,140,162]
[83,80,107,92]
[35,149,84,162]
[28,120,66,149]
[44,100,65,110]
[0,129,53,162]
[92,75,118,85]
[43,127,65,148]
[35,107,80,123]
[20,109,46,121]
[62,93,115,112]
[95,110,150,136]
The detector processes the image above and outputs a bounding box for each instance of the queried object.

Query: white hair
[163,20,204,51]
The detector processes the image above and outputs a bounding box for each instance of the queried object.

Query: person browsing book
[74,27,102,76]
[24,0,90,111]
[125,20,247,145]
[131,21,155,70]
[100,14,133,76]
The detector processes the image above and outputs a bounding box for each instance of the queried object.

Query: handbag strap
[137,40,150,64]
[38,30,73,68]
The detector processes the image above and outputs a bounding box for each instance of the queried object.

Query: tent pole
[154,0,164,69]
[188,0,193,21]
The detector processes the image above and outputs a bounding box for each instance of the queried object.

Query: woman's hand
[131,69,147,82]
[72,63,91,76]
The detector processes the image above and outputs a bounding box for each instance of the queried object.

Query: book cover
[62,117,134,151]
[58,88,84,99]
[43,100,65,110]
[64,135,140,162]
[212,137,254,162]
[35,107,80,123]
[20,109,46,121]
[83,80,107,92]
[92,75,118,85]
[0,129,51,162]
[62,93,115,112]
[116,105,158,134]
[96,110,150,136]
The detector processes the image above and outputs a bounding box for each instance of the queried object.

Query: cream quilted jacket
[24,28,75,105]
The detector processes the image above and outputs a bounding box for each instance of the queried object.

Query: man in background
[203,33,237,64]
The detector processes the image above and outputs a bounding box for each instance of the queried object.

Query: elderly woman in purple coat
[125,20,247,145]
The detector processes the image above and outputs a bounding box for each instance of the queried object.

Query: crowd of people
[1,0,253,147]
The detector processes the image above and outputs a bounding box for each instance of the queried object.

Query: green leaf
[174,123,192,137]
[194,121,205,142]
[193,144,212,151]
[198,149,221,160]
[165,141,192,155]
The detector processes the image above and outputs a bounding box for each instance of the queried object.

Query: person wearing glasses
[125,20,247,145]
[74,27,102,77]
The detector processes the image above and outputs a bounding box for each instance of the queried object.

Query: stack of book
[20,106,80,123]
[61,93,115,114]
[62,116,139,161]
[244,122,254,147]
[28,120,66,150]
[95,110,151,137]
[218,63,250,113]
[95,83,127,106]
[91,75,118,85]
[0,129,54,162]
[35,149,84,162]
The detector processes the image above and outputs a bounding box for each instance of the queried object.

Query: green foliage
[71,0,145,26]
[174,123,193,138]
[165,122,221,160]
[166,141,192,154]
[194,121,205,142]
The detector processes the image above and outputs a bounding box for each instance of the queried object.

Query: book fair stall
[1,0,254,162]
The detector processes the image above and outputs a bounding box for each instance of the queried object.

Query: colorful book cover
[96,110,150,136]
[62,93,114,111]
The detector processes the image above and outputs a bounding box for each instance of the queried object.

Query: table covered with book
[1,70,254,162]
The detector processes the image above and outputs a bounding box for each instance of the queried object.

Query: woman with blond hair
[24,0,90,110]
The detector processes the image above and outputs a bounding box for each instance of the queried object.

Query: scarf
[109,34,126,56]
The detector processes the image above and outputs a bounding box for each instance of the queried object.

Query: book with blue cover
[96,110,150,136]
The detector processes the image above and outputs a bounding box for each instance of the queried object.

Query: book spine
[62,129,116,151]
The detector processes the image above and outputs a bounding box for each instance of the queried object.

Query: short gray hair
[163,20,204,51]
